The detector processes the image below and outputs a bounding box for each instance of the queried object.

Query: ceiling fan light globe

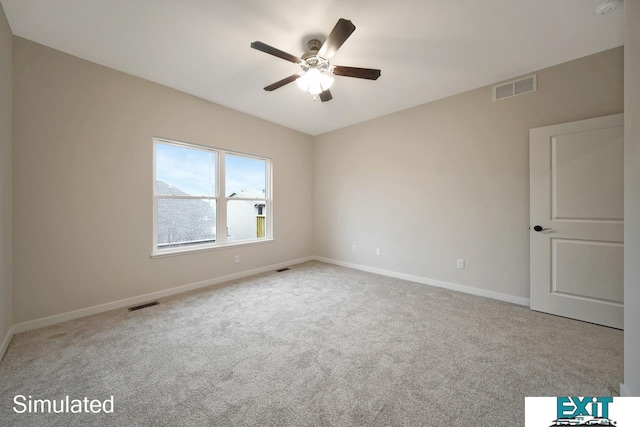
[296,68,334,95]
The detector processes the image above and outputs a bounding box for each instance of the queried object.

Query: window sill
[150,238,274,259]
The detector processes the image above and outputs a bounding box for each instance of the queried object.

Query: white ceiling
[0,0,624,135]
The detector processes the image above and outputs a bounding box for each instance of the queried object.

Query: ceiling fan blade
[319,89,333,102]
[318,18,356,60]
[332,66,381,80]
[251,41,301,64]
[263,74,301,91]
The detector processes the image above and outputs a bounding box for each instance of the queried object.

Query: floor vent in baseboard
[128,301,160,312]
[276,268,290,272]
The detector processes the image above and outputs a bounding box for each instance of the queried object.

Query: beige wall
[314,47,623,301]
[12,38,314,324]
[624,2,640,397]
[0,4,13,346]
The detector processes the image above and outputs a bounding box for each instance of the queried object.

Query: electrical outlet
[457,259,465,269]
[234,255,240,264]
[376,248,381,256]
[352,245,357,253]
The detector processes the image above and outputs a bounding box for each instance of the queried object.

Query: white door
[530,114,624,329]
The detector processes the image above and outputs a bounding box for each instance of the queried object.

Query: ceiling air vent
[493,74,537,101]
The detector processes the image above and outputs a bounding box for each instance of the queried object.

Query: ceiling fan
[250,18,381,102]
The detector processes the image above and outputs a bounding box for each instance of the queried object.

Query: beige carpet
[0,261,623,426]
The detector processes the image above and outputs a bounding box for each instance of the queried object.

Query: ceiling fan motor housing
[306,39,322,51]
[300,39,331,73]
[300,56,331,73]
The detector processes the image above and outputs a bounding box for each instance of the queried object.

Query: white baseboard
[314,256,530,307]
[12,256,315,334]
[8,254,529,338]
[1,325,15,362]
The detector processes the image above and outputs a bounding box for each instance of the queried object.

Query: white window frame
[152,137,273,258]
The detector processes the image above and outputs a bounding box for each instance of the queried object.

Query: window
[153,138,271,255]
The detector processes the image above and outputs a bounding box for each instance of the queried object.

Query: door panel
[530,114,624,329]
[553,239,624,303]
[553,128,624,220]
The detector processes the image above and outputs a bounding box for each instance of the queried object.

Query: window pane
[157,199,216,249]
[225,154,266,198]
[227,200,267,242]
[156,142,215,197]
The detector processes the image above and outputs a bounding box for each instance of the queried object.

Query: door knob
[533,225,551,232]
